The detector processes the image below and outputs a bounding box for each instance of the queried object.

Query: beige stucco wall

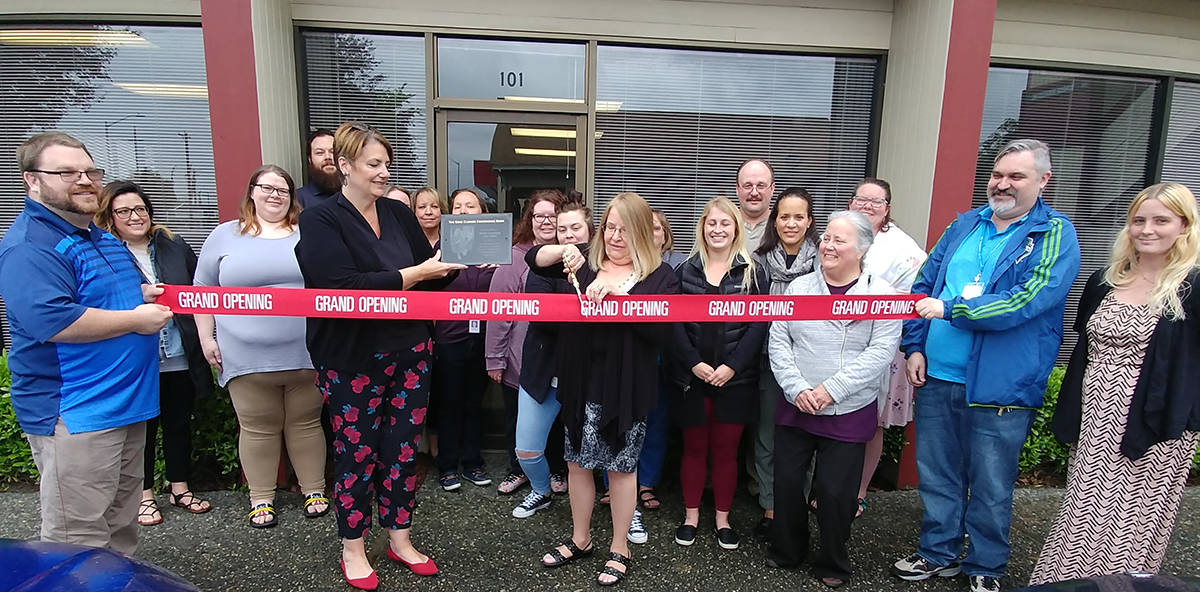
[252,0,304,178]
[993,0,1200,75]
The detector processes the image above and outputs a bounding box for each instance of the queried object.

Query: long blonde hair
[691,197,757,293]
[588,192,660,282]
[1104,182,1199,320]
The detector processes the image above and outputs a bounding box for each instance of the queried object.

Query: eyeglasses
[28,168,105,183]
[253,184,291,197]
[850,196,888,208]
[112,206,149,220]
[532,214,556,224]
[603,223,627,237]
[739,182,772,193]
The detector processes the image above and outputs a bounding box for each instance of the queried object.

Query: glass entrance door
[435,110,586,215]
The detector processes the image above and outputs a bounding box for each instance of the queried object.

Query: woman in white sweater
[766,210,901,589]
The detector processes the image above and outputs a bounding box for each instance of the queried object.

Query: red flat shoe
[340,559,378,590]
[387,546,439,576]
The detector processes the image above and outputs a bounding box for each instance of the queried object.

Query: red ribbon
[158,285,922,322]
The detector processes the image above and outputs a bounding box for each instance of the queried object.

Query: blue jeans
[514,386,560,495]
[914,377,1035,578]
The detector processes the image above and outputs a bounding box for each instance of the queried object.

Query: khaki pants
[26,419,146,555]
[226,369,326,503]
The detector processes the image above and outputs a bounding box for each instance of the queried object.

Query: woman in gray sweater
[765,210,900,589]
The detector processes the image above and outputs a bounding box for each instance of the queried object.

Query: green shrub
[1018,366,1071,475]
[0,351,40,484]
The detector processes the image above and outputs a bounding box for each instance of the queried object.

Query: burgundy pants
[680,397,744,512]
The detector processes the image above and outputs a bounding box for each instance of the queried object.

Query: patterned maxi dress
[1030,293,1200,584]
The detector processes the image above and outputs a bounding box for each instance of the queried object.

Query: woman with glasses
[487,189,567,498]
[295,122,462,590]
[846,178,927,517]
[750,187,819,541]
[431,188,497,492]
[508,198,591,520]
[194,165,330,530]
[669,197,768,550]
[528,192,679,587]
[95,181,214,527]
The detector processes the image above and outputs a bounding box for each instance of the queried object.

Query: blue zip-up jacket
[902,198,1080,408]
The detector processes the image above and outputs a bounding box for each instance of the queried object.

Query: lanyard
[974,225,1008,284]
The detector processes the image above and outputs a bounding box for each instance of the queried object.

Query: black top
[148,229,215,398]
[295,193,455,369]
[296,183,338,209]
[1052,267,1200,460]
[668,253,768,426]
[527,244,680,451]
[518,267,572,402]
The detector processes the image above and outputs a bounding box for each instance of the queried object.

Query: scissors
[567,268,587,311]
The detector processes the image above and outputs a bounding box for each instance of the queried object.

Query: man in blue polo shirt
[0,131,172,554]
[891,139,1080,592]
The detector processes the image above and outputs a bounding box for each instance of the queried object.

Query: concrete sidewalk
[1,454,1197,592]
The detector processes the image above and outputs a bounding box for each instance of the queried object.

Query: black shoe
[753,516,773,542]
[716,527,739,550]
[674,523,697,546]
[765,555,799,570]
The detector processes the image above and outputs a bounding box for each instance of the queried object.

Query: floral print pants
[315,340,432,539]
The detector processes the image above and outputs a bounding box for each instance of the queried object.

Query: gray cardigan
[768,268,901,416]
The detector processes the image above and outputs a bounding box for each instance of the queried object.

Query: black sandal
[167,490,211,514]
[541,538,593,568]
[137,499,163,526]
[247,502,277,529]
[303,492,330,518]
[637,488,661,511]
[597,551,631,586]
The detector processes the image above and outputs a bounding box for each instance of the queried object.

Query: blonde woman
[412,187,445,248]
[527,192,680,586]
[1033,182,1200,583]
[668,197,768,550]
[194,165,328,529]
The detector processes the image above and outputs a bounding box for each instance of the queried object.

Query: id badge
[551,376,559,388]
[469,319,481,334]
[962,282,984,300]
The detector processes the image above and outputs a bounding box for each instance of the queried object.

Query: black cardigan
[518,268,570,402]
[295,194,455,369]
[149,229,215,398]
[1051,267,1200,460]
[526,244,680,451]
[668,253,768,426]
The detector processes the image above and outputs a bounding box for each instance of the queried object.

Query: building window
[0,24,216,345]
[1162,80,1200,193]
[436,37,586,101]
[593,45,879,253]
[0,24,216,248]
[976,66,1160,359]
[300,30,427,190]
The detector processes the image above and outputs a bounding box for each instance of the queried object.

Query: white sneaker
[627,509,648,544]
[511,490,551,518]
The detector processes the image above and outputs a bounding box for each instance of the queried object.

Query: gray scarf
[763,240,818,295]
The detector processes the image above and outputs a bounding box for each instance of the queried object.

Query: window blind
[300,30,427,191]
[1162,80,1200,194]
[0,24,215,347]
[593,45,879,254]
[975,67,1159,362]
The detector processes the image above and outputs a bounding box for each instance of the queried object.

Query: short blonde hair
[588,192,661,282]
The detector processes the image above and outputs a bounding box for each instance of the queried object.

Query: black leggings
[144,370,197,490]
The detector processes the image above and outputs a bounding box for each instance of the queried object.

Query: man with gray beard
[890,139,1080,592]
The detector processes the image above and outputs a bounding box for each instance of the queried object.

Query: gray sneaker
[890,553,962,581]
[970,575,1001,592]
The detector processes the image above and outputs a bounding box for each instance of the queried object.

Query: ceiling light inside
[502,96,585,104]
[114,82,208,98]
[510,128,576,139]
[0,29,152,46]
[515,148,576,158]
